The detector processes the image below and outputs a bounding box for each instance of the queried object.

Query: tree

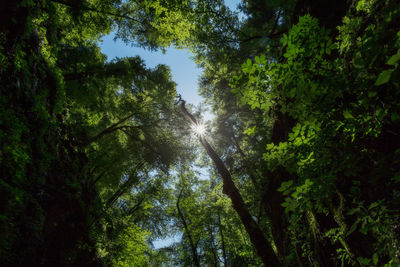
[0,0,192,265]
[178,98,281,266]
[2,0,400,266]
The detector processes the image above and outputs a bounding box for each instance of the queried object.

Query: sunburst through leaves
[191,122,206,136]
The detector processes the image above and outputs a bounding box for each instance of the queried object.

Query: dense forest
[1,0,400,266]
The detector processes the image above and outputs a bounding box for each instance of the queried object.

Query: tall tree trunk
[176,189,200,267]
[262,111,295,262]
[179,99,281,267]
[262,167,290,263]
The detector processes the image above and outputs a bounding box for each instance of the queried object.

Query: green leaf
[244,126,256,136]
[278,180,294,192]
[343,110,354,119]
[368,91,377,98]
[266,143,274,150]
[373,253,379,265]
[357,257,371,265]
[375,69,394,85]
[281,34,288,46]
[387,50,400,65]
[384,259,393,267]
[368,202,379,210]
[246,58,252,66]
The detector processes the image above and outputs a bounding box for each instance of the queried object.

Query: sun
[191,122,206,136]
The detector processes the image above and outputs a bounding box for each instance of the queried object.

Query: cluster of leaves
[230,0,400,265]
[144,0,400,266]
[152,167,262,267]
[2,0,400,266]
[0,0,197,266]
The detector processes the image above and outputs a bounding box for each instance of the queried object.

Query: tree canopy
[1,0,400,266]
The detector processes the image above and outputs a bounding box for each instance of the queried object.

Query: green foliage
[109,223,151,266]
[230,0,400,265]
[167,169,262,266]
[2,0,400,266]
[1,0,190,265]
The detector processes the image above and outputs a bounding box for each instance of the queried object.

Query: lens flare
[191,122,206,136]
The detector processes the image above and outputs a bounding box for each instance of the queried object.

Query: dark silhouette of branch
[88,161,144,228]
[49,0,142,23]
[104,161,144,210]
[84,113,136,146]
[92,169,107,186]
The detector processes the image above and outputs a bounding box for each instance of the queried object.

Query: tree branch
[84,113,136,146]
[49,0,142,23]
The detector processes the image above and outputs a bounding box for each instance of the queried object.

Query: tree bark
[179,99,281,267]
[261,111,295,262]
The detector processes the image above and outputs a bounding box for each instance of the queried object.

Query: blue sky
[99,40,203,104]
[98,0,242,250]
[99,0,242,120]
